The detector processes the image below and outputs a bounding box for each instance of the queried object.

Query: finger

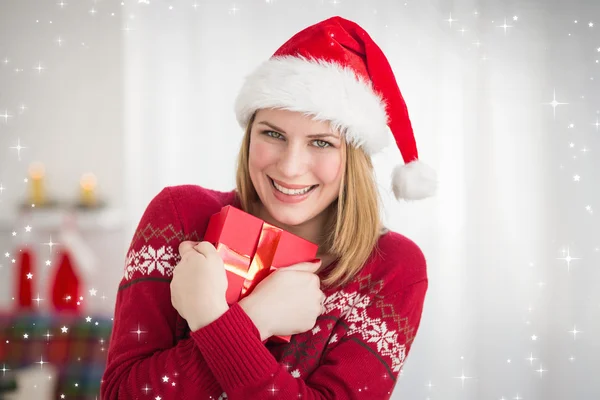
[283,259,322,273]
[193,241,222,265]
[178,241,200,256]
[193,241,217,256]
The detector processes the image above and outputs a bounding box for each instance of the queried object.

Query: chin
[266,205,314,227]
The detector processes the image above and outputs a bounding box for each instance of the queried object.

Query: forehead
[254,108,340,137]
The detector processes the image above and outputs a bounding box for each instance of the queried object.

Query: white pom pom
[391,160,437,201]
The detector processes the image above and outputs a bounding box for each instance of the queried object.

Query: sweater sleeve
[101,187,222,400]
[191,278,429,400]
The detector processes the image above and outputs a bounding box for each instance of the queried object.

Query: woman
[101,16,436,400]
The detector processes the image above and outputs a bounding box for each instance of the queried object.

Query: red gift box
[204,205,319,342]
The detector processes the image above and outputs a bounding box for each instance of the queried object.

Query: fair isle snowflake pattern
[291,369,301,378]
[328,333,339,345]
[323,290,407,372]
[324,291,371,319]
[124,244,180,280]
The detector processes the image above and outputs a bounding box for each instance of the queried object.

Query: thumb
[178,240,200,256]
[282,259,322,273]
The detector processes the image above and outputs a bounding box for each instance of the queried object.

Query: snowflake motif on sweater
[124,244,179,280]
[323,290,407,372]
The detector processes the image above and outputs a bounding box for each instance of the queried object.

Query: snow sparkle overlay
[0,0,598,399]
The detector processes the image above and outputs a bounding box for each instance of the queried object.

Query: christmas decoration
[27,162,47,206]
[48,214,97,313]
[14,247,36,311]
[49,249,82,313]
[79,173,98,208]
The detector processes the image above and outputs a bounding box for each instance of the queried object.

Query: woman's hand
[239,260,325,341]
[170,241,229,332]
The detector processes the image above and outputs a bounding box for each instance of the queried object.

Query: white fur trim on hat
[234,55,390,155]
[392,160,437,201]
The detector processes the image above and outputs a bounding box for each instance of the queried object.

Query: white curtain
[123,0,599,399]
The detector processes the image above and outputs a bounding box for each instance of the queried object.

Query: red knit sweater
[101,185,428,400]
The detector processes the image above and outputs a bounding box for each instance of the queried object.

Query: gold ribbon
[216,222,282,302]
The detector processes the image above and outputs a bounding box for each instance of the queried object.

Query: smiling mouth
[268,177,318,196]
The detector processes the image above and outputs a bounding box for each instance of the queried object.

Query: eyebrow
[256,121,340,140]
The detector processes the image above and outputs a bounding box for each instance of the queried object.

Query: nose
[276,143,310,179]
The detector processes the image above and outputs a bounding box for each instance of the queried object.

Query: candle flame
[80,173,97,190]
[28,162,45,179]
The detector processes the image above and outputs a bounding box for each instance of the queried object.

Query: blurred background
[0,0,598,399]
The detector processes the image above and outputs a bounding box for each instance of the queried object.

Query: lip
[269,176,315,190]
[268,177,318,204]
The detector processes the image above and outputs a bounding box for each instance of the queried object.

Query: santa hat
[234,16,436,201]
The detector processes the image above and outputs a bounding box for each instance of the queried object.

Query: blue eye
[313,140,331,148]
[262,130,332,149]
[263,130,283,139]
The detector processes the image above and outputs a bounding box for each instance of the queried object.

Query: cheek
[314,153,343,185]
[248,140,277,171]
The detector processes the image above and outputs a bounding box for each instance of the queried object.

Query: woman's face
[248,108,345,227]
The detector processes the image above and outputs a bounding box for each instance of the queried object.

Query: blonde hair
[235,111,384,289]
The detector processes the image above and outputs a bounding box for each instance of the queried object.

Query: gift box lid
[204,206,263,258]
[204,206,319,266]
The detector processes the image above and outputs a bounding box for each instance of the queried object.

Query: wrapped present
[204,205,319,342]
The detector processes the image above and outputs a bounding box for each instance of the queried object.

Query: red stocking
[15,248,35,311]
[50,250,82,314]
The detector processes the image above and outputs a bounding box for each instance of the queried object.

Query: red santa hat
[234,16,436,201]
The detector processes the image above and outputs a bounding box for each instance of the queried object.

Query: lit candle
[80,173,97,207]
[28,162,46,206]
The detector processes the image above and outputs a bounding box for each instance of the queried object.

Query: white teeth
[272,180,313,195]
